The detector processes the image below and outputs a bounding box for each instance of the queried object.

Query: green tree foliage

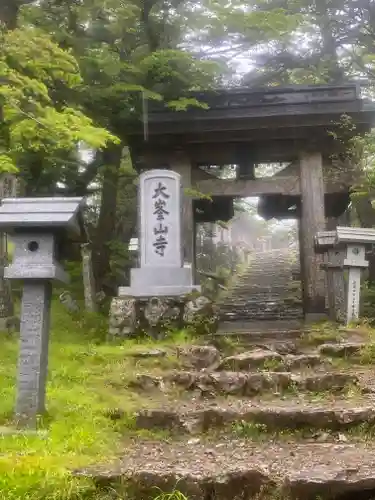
[0,26,117,177]
[6,0,221,291]
[238,0,375,86]
[4,0,375,295]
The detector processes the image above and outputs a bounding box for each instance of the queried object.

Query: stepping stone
[74,441,375,500]
[128,349,167,359]
[135,400,375,433]
[218,350,326,371]
[285,354,326,370]
[176,345,221,370]
[218,349,283,370]
[319,343,366,357]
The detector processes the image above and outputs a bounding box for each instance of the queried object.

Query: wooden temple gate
[126,84,375,321]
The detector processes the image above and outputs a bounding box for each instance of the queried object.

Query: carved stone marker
[59,290,80,313]
[81,243,97,312]
[316,227,375,325]
[109,170,218,339]
[0,197,86,427]
[336,227,375,324]
[119,169,198,297]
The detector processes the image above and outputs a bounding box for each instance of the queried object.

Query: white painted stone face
[344,244,368,324]
[347,267,361,323]
[139,169,182,268]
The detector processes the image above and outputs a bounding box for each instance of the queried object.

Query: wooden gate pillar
[299,151,326,320]
[171,153,195,270]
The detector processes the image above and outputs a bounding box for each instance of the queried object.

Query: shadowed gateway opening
[195,190,303,327]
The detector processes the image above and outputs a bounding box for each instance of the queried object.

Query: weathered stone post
[81,243,97,312]
[0,197,86,427]
[315,231,346,322]
[316,227,375,325]
[336,227,375,324]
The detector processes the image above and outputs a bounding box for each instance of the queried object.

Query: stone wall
[109,293,219,339]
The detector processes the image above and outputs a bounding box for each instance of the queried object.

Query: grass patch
[153,488,188,500]
[359,343,375,364]
[231,418,375,443]
[262,358,285,372]
[301,324,343,346]
[0,301,191,500]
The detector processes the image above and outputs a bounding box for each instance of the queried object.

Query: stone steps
[176,342,369,370]
[73,318,375,499]
[213,326,368,350]
[75,440,375,500]
[135,397,375,434]
[131,370,358,396]
[216,249,303,324]
[217,350,329,371]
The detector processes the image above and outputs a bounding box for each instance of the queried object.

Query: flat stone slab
[176,345,221,370]
[319,343,367,357]
[218,349,283,370]
[74,441,375,500]
[285,354,326,370]
[127,349,168,359]
[218,350,327,371]
[131,371,358,396]
[135,399,375,433]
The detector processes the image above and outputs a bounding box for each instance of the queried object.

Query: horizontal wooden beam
[148,85,359,115]
[193,176,349,198]
[127,107,375,141]
[132,140,338,165]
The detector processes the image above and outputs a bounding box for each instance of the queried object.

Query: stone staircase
[217,249,303,325]
[75,326,375,500]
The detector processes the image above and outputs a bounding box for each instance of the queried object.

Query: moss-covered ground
[0,301,190,500]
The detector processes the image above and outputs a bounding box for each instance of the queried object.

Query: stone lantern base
[108,292,219,339]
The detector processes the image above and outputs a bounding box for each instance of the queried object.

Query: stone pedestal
[108,293,218,339]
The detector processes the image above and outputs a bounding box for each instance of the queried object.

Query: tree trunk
[0,0,33,30]
[113,164,137,286]
[0,1,20,30]
[92,144,123,294]
[315,0,344,82]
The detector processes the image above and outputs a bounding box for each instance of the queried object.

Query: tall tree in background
[13,0,219,291]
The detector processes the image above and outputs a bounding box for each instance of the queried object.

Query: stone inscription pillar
[16,281,52,426]
[299,151,326,319]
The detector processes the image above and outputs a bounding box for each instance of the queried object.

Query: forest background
[1,0,375,296]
